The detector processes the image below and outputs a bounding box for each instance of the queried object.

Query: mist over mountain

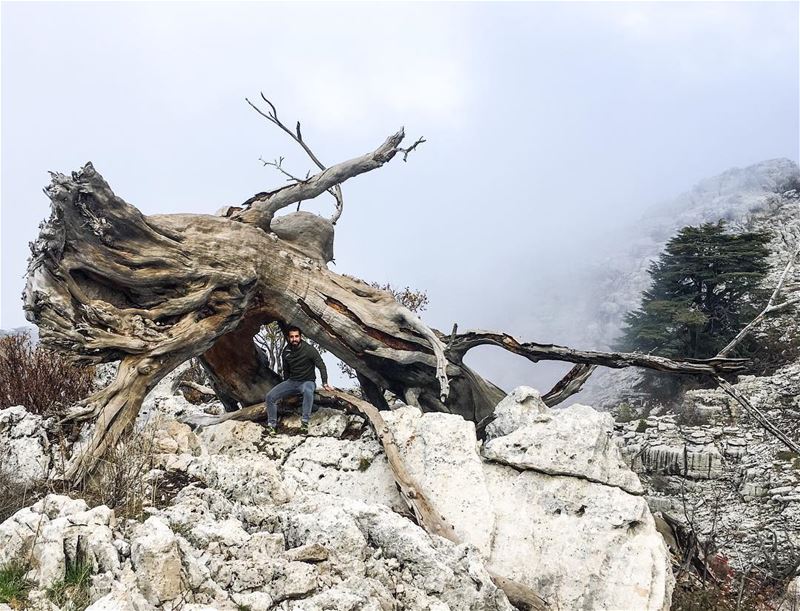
[464,157,800,399]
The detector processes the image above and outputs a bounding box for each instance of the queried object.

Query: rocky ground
[0,369,675,611]
[613,361,800,581]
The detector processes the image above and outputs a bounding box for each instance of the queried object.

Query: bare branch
[247,94,345,224]
[541,364,597,407]
[446,330,749,376]
[713,375,800,454]
[398,136,426,162]
[717,243,800,356]
[233,129,407,231]
[178,380,216,397]
[259,156,307,185]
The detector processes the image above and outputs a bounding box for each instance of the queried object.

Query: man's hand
[323,384,334,392]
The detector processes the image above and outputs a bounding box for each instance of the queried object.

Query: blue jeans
[266,379,316,427]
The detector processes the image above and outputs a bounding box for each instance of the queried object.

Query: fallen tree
[22,96,757,485]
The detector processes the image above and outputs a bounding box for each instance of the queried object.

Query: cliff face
[613,361,800,579]
[0,369,674,610]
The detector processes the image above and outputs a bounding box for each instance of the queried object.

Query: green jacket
[281,340,328,384]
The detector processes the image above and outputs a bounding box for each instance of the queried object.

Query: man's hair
[286,326,302,336]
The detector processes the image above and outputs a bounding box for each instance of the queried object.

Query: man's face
[288,330,301,347]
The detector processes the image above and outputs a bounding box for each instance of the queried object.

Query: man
[265,326,332,435]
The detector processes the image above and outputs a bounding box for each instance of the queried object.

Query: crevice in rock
[482,454,644,497]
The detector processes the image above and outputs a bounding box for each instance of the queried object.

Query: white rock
[307,408,349,437]
[281,435,403,510]
[0,506,41,566]
[0,495,118,588]
[271,561,319,601]
[130,516,183,605]
[383,407,496,555]
[85,565,154,611]
[152,419,201,455]
[485,386,549,440]
[197,420,265,455]
[0,406,51,484]
[186,454,290,505]
[483,401,643,494]
[484,464,673,610]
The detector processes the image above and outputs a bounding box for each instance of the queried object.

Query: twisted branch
[246,94,344,223]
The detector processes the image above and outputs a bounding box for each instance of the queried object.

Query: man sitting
[265,326,332,435]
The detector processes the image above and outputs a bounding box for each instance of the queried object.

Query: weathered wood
[229,129,407,231]
[24,161,480,479]
[22,140,773,482]
[447,330,749,375]
[541,363,597,407]
[177,380,216,396]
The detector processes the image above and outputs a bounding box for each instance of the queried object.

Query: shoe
[300,422,309,435]
[266,425,277,437]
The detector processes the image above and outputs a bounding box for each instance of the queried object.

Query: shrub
[635,418,650,433]
[83,424,158,520]
[615,402,637,423]
[0,331,94,415]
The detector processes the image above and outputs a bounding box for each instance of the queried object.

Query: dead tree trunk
[24,125,749,482]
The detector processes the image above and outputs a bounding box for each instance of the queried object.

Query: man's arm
[307,344,331,390]
[281,350,291,381]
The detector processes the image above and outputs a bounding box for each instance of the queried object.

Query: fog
[2,2,798,392]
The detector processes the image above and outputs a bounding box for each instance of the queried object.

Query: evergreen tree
[617,222,771,360]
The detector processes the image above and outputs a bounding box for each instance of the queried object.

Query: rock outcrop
[402,387,672,607]
[614,362,800,576]
[0,369,674,610]
[0,405,51,485]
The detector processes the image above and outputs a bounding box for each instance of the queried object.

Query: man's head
[286,326,302,347]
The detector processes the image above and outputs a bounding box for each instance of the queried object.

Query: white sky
[2,1,798,390]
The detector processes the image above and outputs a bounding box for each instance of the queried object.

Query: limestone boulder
[485,464,673,610]
[0,494,119,588]
[197,420,265,455]
[485,386,550,440]
[281,435,403,510]
[378,390,672,610]
[130,517,183,605]
[151,418,201,456]
[0,405,51,484]
[84,565,153,611]
[382,407,495,555]
[483,402,644,494]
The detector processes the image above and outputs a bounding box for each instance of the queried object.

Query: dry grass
[81,424,160,521]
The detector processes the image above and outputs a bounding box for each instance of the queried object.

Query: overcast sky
[2,1,798,390]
